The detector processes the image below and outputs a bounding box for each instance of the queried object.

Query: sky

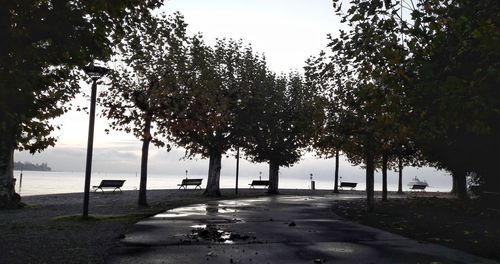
[14,0,452,188]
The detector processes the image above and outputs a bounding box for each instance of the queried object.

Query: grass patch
[21,203,40,209]
[331,197,500,261]
[52,212,158,222]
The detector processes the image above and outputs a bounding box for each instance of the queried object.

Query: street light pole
[83,79,98,218]
[82,64,109,219]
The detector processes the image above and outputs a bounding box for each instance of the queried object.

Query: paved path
[108,196,497,264]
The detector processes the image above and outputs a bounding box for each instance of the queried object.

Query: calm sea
[13,170,451,196]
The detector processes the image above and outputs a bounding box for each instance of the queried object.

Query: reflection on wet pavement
[110,195,497,264]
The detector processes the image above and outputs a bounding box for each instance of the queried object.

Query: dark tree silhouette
[244,72,323,194]
[0,0,162,208]
[305,55,344,193]
[310,0,412,211]
[164,38,268,196]
[13,162,51,171]
[100,13,188,206]
[405,0,500,199]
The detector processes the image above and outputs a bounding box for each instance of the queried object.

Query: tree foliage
[163,37,269,196]
[311,0,499,203]
[100,13,188,205]
[405,0,500,197]
[244,72,324,194]
[309,0,420,210]
[0,0,162,208]
[1,0,162,152]
[13,161,51,172]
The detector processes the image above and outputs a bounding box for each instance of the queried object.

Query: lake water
[13,170,451,196]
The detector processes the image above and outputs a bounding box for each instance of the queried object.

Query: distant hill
[14,161,52,171]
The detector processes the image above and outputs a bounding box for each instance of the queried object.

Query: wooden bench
[249,180,269,189]
[410,184,427,191]
[93,180,125,193]
[339,182,357,190]
[178,178,203,190]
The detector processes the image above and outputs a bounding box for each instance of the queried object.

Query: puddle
[188,224,254,244]
[153,212,191,218]
[190,224,207,229]
[153,199,266,218]
[308,243,355,254]
[154,196,325,219]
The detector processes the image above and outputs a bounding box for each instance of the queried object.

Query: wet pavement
[107,195,497,264]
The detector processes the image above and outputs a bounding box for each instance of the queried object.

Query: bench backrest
[411,184,427,189]
[340,182,357,187]
[251,180,269,185]
[99,180,125,188]
[181,179,203,185]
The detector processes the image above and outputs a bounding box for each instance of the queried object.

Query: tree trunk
[382,152,388,202]
[0,131,21,208]
[451,169,468,200]
[451,175,458,194]
[205,149,222,196]
[267,160,280,194]
[366,147,375,212]
[333,149,340,193]
[482,170,500,203]
[138,117,152,206]
[397,155,403,194]
[235,146,240,195]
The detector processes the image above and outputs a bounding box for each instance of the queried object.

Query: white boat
[407,177,428,187]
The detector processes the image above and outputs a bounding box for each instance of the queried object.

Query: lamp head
[83,64,109,80]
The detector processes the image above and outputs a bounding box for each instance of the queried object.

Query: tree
[13,161,51,171]
[100,13,188,206]
[164,38,268,196]
[244,72,323,194]
[387,142,427,194]
[310,0,412,211]
[0,0,161,208]
[305,55,344,193]
[405,0,500,199]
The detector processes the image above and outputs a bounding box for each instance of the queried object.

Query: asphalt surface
[107,195,498,264]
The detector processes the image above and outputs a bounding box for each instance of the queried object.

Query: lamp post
[82,64,109,219]
[310,173,315,190]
